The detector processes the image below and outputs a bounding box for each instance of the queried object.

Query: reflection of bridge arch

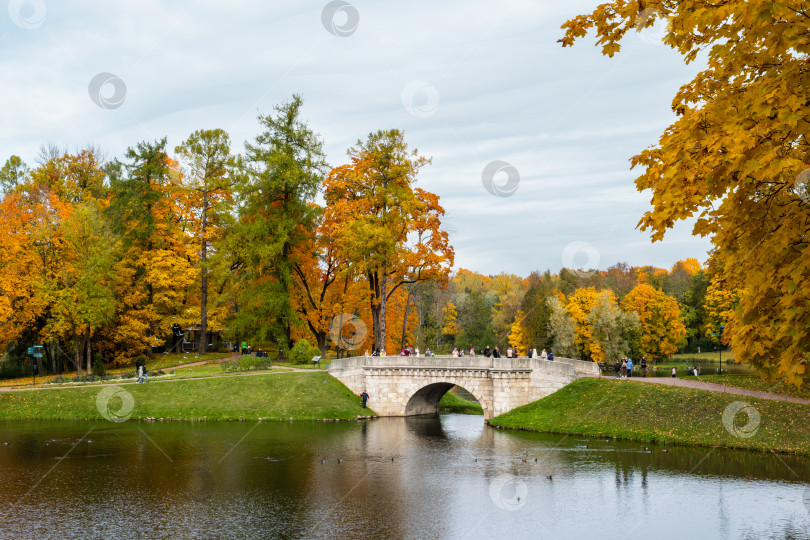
[328,356,600,420]
[404,382,483,416]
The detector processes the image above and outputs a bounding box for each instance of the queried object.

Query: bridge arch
[404,382,486,416]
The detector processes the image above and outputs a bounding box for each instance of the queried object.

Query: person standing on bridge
[483,346,491,358]
[540,349,548,361]
[452,347,459,357]
[493,346,501,358]
[547,350,554,361]
[360,390,370,409]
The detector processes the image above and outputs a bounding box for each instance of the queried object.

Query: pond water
[0,415,807,539]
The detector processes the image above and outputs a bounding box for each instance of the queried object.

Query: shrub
[288,339,320,365]
[92,358,106,376]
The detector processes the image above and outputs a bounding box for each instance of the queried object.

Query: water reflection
[0,417,806,539]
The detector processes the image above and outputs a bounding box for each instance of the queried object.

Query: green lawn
[0,372,372,421]
[490,377,810,455]
[439,390,483,415]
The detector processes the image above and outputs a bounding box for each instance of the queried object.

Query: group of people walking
[614,356,648,378]
[365,345,559,359]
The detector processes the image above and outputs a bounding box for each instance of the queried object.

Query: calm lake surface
[0,415,808,539]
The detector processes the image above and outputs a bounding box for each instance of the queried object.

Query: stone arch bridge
[328,356,600,420]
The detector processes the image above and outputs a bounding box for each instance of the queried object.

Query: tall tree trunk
[147,281,154,359]
[316,332,327,357]
[72,323,83,375]
[379,271,388,354]
[369,272,382,352]
[199,192,208,354]
[400,283,412,351]
[85,325,92,374]
[199,239,208,354]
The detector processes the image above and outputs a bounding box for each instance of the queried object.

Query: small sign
[27,347,34,355]
[312,356,321,363]
[33,353,43,358]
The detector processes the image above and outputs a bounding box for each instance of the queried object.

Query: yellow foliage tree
[703,277,741,346]
[441,301,459,337]
[565,287,611,362]
[561,2,810,383]
[507,311,528,356]
[621,284,686,361]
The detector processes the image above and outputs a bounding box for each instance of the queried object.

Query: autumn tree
[621,284,686,362]
[703,277,741,345]
[546,295,577,358]
[324,129,453,352]
[562,2,810,383]
[175,129,237,352]
[490,273,527,348]
[41,204,118,374]
[441,301,459,338]
[0,190,69,370]
[587,291,640,363]
[230,95,327,350]
[0,156,29,194]
[507,311,529,356]
[290,215,371,355]
[519,270,557,351]
[565,287,608,361]
[107,138,195,358]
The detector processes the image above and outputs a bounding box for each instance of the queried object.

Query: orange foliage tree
[323,129,453,353]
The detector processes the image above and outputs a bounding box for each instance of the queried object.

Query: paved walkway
[0,359,319,393]
[597,375,810,405]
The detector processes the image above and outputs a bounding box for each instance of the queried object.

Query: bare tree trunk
[85,325,92,374]
[379,271,387,354]
[370,272,382,352]
[199,191,209,354]
[400,283,412,351]
[72,323,83,375]
[147,282,154,359]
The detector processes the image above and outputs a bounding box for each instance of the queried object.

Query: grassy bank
[439,390,483,415]
[0,372,373,421]
[490,378,810,455]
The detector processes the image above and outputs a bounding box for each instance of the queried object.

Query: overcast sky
[0,0,712,276]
